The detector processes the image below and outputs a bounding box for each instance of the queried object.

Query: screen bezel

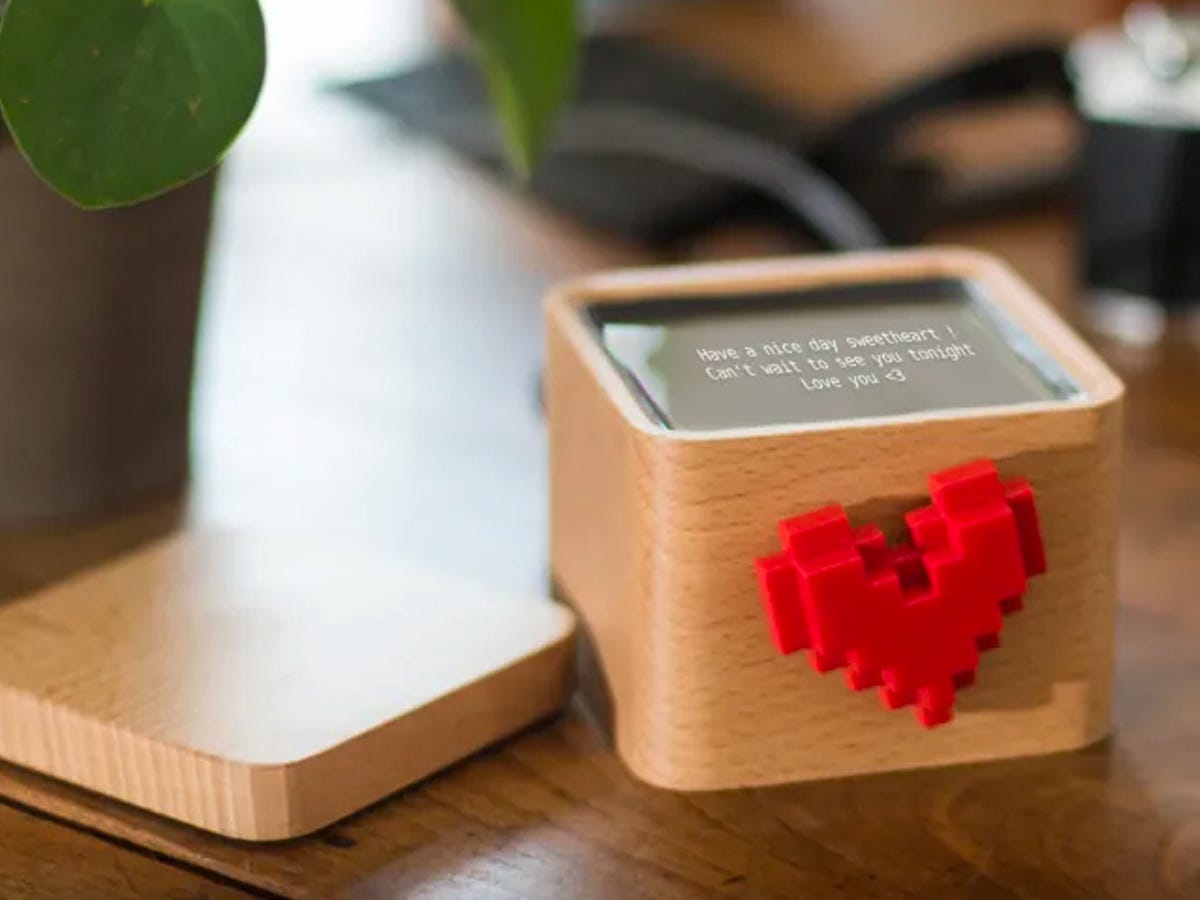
[584,276,1087,431]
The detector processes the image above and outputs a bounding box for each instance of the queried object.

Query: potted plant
[0,0,576,525]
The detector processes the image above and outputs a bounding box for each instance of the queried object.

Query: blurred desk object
[0,1,1196,898]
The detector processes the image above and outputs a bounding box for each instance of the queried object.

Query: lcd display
[590,278,1084,431]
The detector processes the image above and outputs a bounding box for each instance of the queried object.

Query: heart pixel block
[754,459,1046,727]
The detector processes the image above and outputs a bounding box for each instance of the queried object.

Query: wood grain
[547,249,1124,788]
[0,536,574,840]
[0,0,1196,897]
[0,802,255,899]
[0,606,1194,900]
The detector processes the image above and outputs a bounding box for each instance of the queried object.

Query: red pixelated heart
[754,459,1046,727]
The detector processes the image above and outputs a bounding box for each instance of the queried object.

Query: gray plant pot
[0,142,214,526]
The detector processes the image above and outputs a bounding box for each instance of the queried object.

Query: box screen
[590,278,1084,431]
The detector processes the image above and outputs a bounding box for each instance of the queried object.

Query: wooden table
[1,1,1197,897]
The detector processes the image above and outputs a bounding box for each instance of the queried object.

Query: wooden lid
[0,534,575,840]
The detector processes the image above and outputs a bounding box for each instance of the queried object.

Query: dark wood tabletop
[0,1,1197,897]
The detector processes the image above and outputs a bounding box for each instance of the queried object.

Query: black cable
[439,103,887,252]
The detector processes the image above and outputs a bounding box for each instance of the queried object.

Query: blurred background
[1,3,1199,895]
[2,0,1197,628]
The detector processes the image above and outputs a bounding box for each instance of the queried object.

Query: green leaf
[0,0,266,209]
[451,0,577,177]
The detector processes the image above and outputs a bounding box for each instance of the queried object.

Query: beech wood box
[546,249,1123,790]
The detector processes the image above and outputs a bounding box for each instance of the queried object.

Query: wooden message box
[0,535,575,840]
[546,249,1123,790]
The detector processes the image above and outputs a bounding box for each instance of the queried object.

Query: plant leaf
[0,0,266,209]
[451,0,577,178]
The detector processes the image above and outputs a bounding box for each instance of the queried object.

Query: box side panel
[547,305,654,748]
[625,400,1121,789]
